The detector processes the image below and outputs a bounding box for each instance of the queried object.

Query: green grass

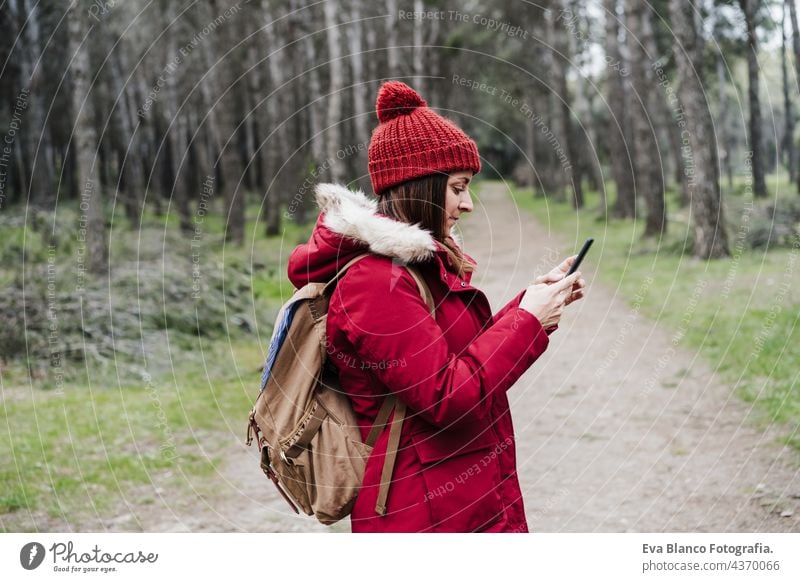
[0,339,264,530]
[6,174,796,528]
[509,178,800,450]
[1,194,312,529]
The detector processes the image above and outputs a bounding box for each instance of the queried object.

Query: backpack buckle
[260,446,300,515]
[245,409,258,446]
[279,449,295,466]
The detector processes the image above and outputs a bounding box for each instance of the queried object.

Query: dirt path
[136,182,798,532]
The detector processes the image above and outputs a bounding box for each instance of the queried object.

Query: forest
[1,0,799,533]
[2,0,798,262]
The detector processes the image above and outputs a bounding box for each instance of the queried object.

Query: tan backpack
[245,253,434,525]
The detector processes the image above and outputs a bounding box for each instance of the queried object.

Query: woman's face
[445,171,474,233]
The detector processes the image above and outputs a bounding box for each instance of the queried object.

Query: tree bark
[68,1,107,274]
[197,5,223,205]
[782,1,798,184]
[715,51,735,192]
[385,0,400,78]
[626,0,666,237]
[568,0,604,197]
[302,23,326,176]
[412,0,427,98]
[17,0,53,205]
[604,0,636,219]
[324,0,345,183]
[163,2,192,234]
[788,0,800,192]
[209,0,246,244]
[285,0,310,224]
[348,0,371,192]
[259,0,287,235]
[542,3,567,200]
[364,4,379,88]
[110,49,144,229]
[740,0,768,198]
[243,38,260,192]
[669,0,730,259]
[662,98,690,206]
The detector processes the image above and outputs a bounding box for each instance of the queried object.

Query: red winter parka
[287,183,553,533]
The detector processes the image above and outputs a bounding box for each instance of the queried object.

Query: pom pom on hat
[376,81,427,122]
[368,81,482,195]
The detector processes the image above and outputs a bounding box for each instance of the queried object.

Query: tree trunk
[110,49,144,229]
[740,0,768,198]
[163,4,192,234]
[605,0,636,219]
[782,1,798,184]
[716,51,735,193]
[626,0,666,237]
[197,9,224,212]
[423,16,442,107]
[241,48,258,192]
[324,0,345,183]
[68,2,107,274]
[525,108,538,191]
[412,0,427,98]
[788,0,800,192]
[243,30,262,193]
[542,3,566,199]
[364,5,379,88]
[568,0,604,197]
[559,82,584,209]
[18,0,53,206]
[348,0,371,192]
[259,0,286,235]
[669,0,730,259]
[385,0,400,78]
[209,0,246,244]
[302,18,326,176]
[663,100,690,206]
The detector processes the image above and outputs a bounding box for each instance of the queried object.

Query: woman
[287,81,585,532]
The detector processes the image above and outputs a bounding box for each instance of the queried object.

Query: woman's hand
[519,272,581,328]
[533,255,587,306]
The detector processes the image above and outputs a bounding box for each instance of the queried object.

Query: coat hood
[287,183,466,288]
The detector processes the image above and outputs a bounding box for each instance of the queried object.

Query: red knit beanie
[367,81,481,195]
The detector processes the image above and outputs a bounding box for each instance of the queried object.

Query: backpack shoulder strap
[323,252,435,317]
[404,265,435,317]
[321,253,371,295]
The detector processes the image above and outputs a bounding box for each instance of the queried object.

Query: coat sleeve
[333,260,550,428]
[492,289,558,335]
[492,290,526,325]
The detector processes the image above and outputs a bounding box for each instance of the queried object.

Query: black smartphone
[566,238,594,276]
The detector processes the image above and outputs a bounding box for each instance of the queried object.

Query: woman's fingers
[565,277,587,305]
[566,289,585,305]
[533,256,580,285]
[536,273,563,285]
[552,272,579,302]
[559,271,580,289]
[532,255,578,285]
[559,255,577,273]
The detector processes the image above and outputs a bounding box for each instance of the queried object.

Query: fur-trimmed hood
[286,183,466,288]
[316,183,438,263]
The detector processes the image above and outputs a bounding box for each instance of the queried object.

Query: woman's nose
[460,193,473,213]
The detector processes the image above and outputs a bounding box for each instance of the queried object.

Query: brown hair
[376,173,476,277]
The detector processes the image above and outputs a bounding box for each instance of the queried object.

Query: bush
[0,229,271,376]
[745,198,800,250]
